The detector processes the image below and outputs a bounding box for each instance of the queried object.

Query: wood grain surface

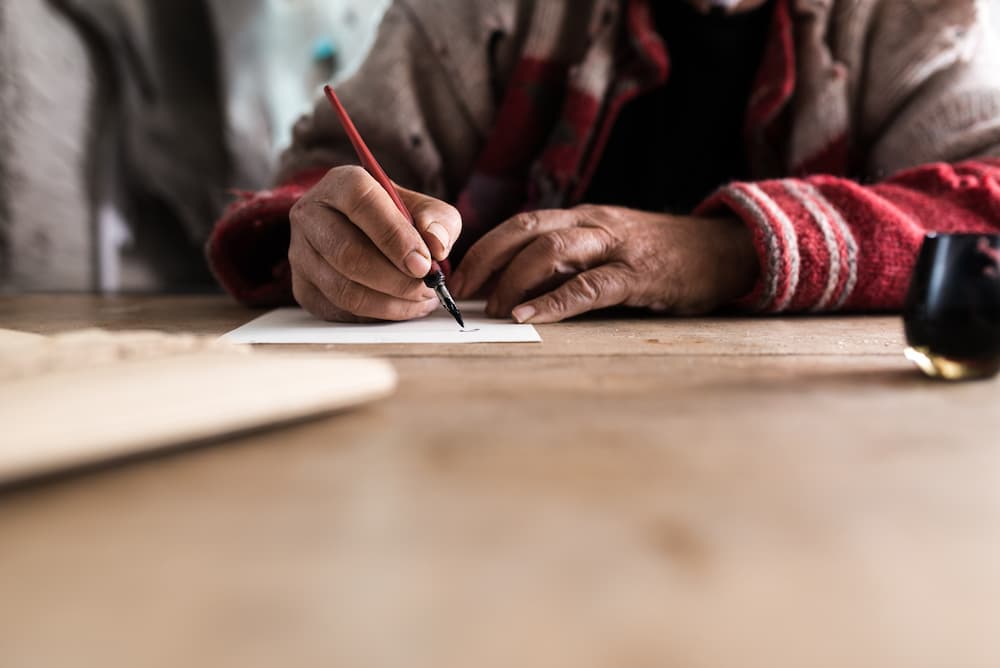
[1,295,998,668]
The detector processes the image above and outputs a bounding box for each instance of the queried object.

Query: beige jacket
[279,0,1000,199]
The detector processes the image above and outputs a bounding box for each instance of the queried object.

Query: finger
[451,209,580,299]
[487,227,614,317]
[292,272,357,322]
[399,186,462,262]
[322,271,438,321]
[306,249,438,321]
[293,210,436,302]
[510,263,631,324]
[313,166,432,278]
[295,273,435,323]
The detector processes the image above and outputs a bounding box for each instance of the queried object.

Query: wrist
[708,216,759,305]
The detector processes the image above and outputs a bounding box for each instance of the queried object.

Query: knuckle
[324,166,375,213]
[572,273,605,303]
[536,231,568,259]
[290,198,326,238]
[328,164,367,188]
[331,279,367,315]
[331,240,368,274]
[290,202,342,255]
[544,290,574,315]
[630,252,659,276]
[510,211,543,233]
[289,196,309,226]
[572,203,601,219]
[595,227,619,255]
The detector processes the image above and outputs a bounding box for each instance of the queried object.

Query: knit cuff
[207,170,326,306]
[696,179,858,313]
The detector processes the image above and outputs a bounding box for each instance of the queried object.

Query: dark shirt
[584,0,774,213]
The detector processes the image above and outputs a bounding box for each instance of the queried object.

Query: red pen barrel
[321,85,462,326]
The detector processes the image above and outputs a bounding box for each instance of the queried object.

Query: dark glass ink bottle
[903,233,1000,380]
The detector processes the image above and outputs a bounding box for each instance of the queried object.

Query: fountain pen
[322,85,465,328]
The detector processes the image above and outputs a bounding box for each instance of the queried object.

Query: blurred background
[0,0,390,294]
[1,0,999,295]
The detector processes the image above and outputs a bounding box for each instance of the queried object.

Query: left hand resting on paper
[450,205,759,323]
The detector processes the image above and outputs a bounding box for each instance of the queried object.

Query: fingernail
[512,304,536,323]
[426,222,450,255]
[404,251,431,277]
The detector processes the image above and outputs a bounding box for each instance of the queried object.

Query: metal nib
[434,283,464,328]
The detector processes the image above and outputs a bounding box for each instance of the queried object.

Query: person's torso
[584,0,775,212]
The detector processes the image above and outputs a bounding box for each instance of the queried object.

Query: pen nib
[434,283,464,328]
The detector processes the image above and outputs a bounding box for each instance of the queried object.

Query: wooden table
[2,295,999,668]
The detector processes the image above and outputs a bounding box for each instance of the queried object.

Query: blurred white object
[0,327,397,484]
[0,0,389,293]
[0,0,97,292]
[211,0,391,178]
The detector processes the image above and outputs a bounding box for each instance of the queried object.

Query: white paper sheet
[221,301,541,344]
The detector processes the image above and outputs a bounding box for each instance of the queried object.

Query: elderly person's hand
[288,166,462,322]
[450,205,759,323]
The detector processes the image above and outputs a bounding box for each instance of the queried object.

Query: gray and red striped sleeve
[696,158,1000,313]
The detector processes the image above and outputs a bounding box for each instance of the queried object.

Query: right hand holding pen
[288,166,462,321]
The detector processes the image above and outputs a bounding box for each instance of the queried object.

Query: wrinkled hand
[450,205,758,323]
[289,166,461,321]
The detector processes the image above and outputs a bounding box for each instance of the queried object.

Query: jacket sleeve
[698,1,1000,313]
[206,171,323,307]
[697,159,1000,312]
[207,0,517,306]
